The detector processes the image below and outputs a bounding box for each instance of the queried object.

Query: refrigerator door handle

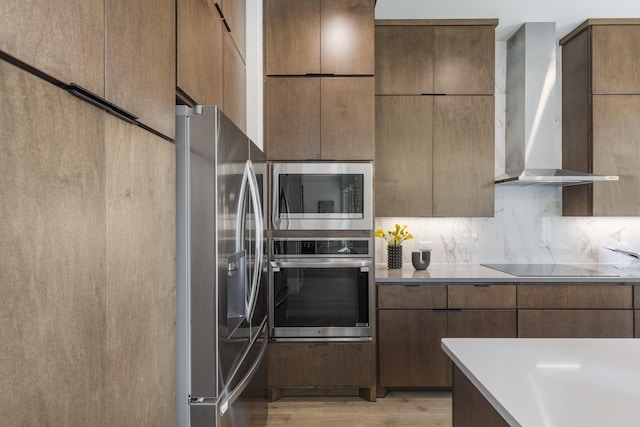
[245,161,264,322]
[219,324,268,416]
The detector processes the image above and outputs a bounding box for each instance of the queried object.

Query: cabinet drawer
[517,284,633,309]
[377,284,446,309]
[268,342,375,387]
[518,310,634,338]
[635,285,640,308]
[636,310,640,338]
[448,285,516,309]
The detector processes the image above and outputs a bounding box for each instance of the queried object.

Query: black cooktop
[481,263,619,277]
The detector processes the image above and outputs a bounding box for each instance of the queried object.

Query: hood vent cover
[497,22,618,186]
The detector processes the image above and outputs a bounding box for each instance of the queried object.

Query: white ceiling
[375,0,640,40]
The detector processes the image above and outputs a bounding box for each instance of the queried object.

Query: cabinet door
[105,0,175,139]
[518,310,633,338]
[434,26,495,95]
[221,0,246,61]
[433,96,494,217]
[375,96,433,216]
[448,310,516,338]
[321,77,374,160]
[592,25,640,94]
[375,25,434,95]
[177,0,223,106]
[321,0,374,75]
[223,31,247,132]
[268,342,375,387]
[265,0,320,75]
[0,0,104,96]
[378,310,449,387]
[592,95,640,216]
[636,311,640,338]
[265,77,321,160]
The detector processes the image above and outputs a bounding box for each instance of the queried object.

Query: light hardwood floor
[265,391,452,427]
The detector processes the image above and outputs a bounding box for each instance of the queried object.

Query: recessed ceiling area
[375,0,640,40]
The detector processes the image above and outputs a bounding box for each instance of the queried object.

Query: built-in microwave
[271,162,373,231]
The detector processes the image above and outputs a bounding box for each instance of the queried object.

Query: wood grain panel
[0,0,104,96]
[265,77,321,160]
[592,25,640,94]
[517,284,633,309]
[561,27,593,216]
[592,95,640,216]
[223,31,247,132]
[375,96,433,217]
[222,0,246,60]
[434,26,495,95]
[375,25,434,95]
[377,285,446,309]
[452,366,509,427]
[433,95,494,217]
[635,286,640,308]
[177,0,223,106]
[447,311,517,338]
[636,310,640,338]
[105,0,175,138]
[105,117,176,426]
[268,342,375,387]
[265,0,320,75]
[518,310,634,338]
[378,310,450,387]
[320,77,375,160]
[448,285,516,309]
[0,60,106,426]
[321,0,374,75]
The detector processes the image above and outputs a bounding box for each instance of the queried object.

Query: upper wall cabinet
[1,0,175,139]
[561,19,640,216]
[0,0,105,97]
[106,0,175,139]
[177,0,224,107]
[375,20,496,95]
[177,0,247,131]
[265,0,375,76]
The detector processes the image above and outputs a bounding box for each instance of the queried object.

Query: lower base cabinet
[378,310,449,387]
[267,342,376,401]
[518,309,634,338]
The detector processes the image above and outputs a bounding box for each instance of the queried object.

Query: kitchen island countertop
[441,338,640,427]
[375,263,640,283]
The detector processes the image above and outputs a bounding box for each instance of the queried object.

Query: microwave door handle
[245,161,263,321]
[270,260,372,269]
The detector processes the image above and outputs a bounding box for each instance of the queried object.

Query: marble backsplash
[375,41,640,266]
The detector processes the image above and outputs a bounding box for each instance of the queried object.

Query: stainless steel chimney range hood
[496,22,618,186]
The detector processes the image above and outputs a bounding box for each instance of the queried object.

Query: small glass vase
[387,245,403,269]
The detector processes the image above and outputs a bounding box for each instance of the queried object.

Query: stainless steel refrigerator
[176,105,268,427]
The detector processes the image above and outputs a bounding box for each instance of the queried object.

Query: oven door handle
[270,260,372,269]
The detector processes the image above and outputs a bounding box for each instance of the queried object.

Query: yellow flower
[375,224,414,247]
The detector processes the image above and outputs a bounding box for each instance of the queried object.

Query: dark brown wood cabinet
[222,31,247,131]
[517,284,634,338]
[267,342,376,401]
[561,20,640,216]
[265,0,374,76]
[374,20,495,218]
[375,96,433,217]
[177,0,224,107]
[266,76,374,160]
[432,96,495,217]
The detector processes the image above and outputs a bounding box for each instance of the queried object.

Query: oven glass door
[270,260,372,339]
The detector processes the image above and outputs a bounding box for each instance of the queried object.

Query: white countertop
[441,338,640,427]
[375,263,640,283]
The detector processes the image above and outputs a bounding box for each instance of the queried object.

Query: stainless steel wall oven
[269,238,374,341]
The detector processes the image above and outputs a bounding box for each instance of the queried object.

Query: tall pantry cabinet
[0,3,176,425]
[561,19,640,216]
[375,20,496,217]
[264,0,375,160]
